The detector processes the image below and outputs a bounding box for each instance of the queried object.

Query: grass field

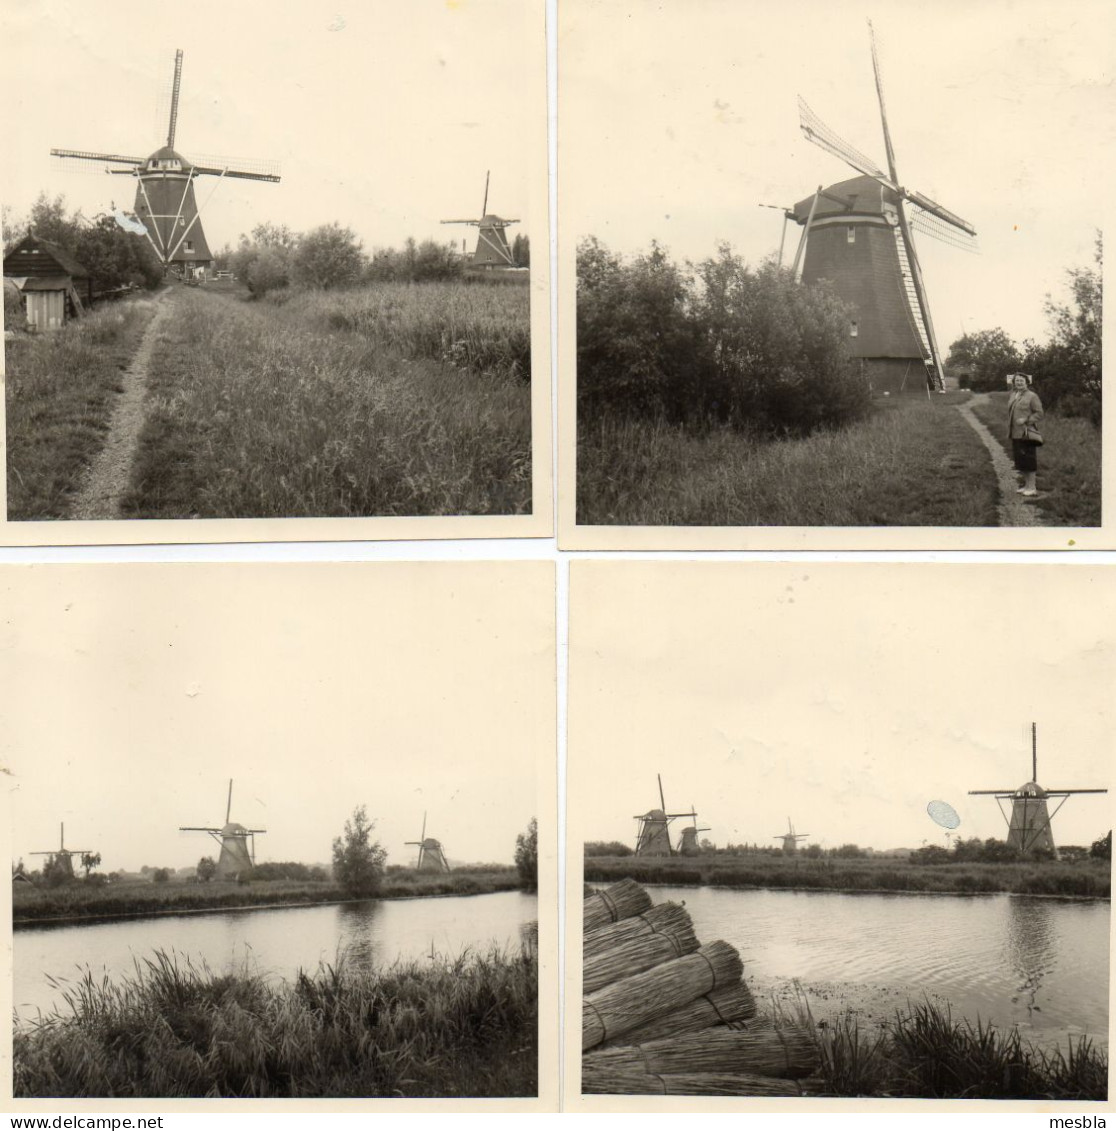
[5,297,160,520]
[969,392,1101,526]
[121,285,531,518]
[14,945,537,1098]
[583,854,1110,898]
[804,997,1106,1099]
[14,869,522,925]
[577,395,998,526]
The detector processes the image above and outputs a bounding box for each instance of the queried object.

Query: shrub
[515,818,538,890]
[331,806,387,898]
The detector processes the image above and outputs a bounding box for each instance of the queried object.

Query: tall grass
[583,855,1111,898]
[121,288,531,518]
[279,282,531,383]
[14,870,523,925]
[5,298,160,519]
[577,398,997,526]
[969,392,1101,526]
[805,997,1107,1098]
[14,946,537,1098]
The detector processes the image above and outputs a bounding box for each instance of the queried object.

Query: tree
[584,840,633,858]
[512,233,530,268]
[294,222,365,289]
[331,805,387,897]
[945,327,1022,391]
[1091,830,1111,861]
[515,817,538,889]
[196,856,218,883]
[80,851,102,879]
[830,843,866,859]
[152,867,172,884]
[42,855,73,887]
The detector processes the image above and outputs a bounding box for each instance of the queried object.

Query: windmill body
[180,780,266,880]
[52,50,279,280]
[406,813,452,872]
[30,822,91,881]
[441,171,521,271]
[677,823,711,856]
[793,23,977,395]
[774,818,809,855]
[969,724,1107,859]
[633,775,705,857]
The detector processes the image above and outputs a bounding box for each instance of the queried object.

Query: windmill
[51,50,280,280]
[179,779,266,880]
[405,812,451,873]
[634,775,699,857]
[29,823,92,881]
[969,723,1107,859]
[792,21,977,395]
[774,818,809,855]
[677,807,712,857]
[441,171,520,270]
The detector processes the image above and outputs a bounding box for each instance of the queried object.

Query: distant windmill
[441,171,520,269]
[774,818,809,855]
[793,20,977,394]
[52,50,280,280]
[29,823,92,881]
[634,775,699,857]
[969,723,1107,858]
[677,806,712,857]
[405,812,451,873]
[179,779,266,880]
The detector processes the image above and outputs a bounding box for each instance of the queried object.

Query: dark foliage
[331,806,388,898]
[514,817,538,890]
[584,841,634,858]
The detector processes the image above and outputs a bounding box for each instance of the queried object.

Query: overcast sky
[1,0,538,256]
[561,0,1111,347]
[569,563,1115,854]
[2,563,552,874]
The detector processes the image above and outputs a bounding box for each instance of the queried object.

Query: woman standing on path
[1007,373,1043,497]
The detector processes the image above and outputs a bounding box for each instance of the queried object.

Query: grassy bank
[583,855,1110,898]
[120,285,531,518]
[14,946,537,1098]
[5,296,160,520]
[969,392,1101,526]
[577,396,997,526]
[807,998,1106,1099]
[14,869,522,926]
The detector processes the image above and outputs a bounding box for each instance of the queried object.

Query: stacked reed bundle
[581,878,819,1097]
[583,877,652,932]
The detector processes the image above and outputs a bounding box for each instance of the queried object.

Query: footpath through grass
[969,391,1101,526]
[5,296,161,520]
[583,854,1111,898]
[14,946,538,1098]
[14,870,522,925]
[121,285,531,518]
[577,396,998,526]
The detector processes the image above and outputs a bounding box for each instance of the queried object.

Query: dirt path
[955,394,1044,527]
[70,291,172,520]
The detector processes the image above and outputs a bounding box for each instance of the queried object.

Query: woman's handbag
[1024,424,1044,445]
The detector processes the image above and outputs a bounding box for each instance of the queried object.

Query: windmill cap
[142,145,192,171]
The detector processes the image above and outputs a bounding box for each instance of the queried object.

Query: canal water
[652,885,1109,1050]
[14,889,537,1025]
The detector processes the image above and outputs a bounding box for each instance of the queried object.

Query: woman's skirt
[1012,438,1039,473]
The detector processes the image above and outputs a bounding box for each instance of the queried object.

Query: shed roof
[3,235,89,279]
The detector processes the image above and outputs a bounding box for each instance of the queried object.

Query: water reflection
[1005,897,1057,1018]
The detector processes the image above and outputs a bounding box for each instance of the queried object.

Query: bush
[584,841,633,858]
[514,818,538,890]
[331,806,387,898]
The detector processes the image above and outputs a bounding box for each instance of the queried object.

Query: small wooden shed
[3,235,91,330]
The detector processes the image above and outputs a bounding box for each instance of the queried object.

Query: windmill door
[27,290,65,330]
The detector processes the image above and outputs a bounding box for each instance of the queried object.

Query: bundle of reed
[583,939,742,1050]
[602,981,758,1047]
[584,920,699,995]
[584,902,691,959]
[583,1024,819,1079]
[583,878,652,933]
[581,1063,812,1096]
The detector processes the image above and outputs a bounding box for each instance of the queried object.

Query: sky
[569,563,1115,854]
[561,0,1111,348]
[1,563,553,873]
[1,0,538,257]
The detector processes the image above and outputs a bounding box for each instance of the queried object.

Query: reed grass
[583,878,653,932]
[583,940,743,1050]
[577,397,997,527]
[581,1065,811,1096]
[968,392,1101,526]
[610,983,758,1046]
[583,921,699,994]
[14,945,537,1098]
[584,902,692,959]
[121,288,531,519]
[5,298,160,519]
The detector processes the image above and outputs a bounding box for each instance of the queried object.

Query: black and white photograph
[2,562,557,1104]
[567,562,1113,1105]
[1,0,549,543]
[559,0,1108,547]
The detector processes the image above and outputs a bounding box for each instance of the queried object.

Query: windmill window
[847,226,856,244]
[185,240,194,252]
[850,320,859,338]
